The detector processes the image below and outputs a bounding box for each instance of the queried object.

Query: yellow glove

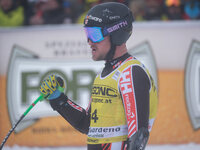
[40,74,65,100]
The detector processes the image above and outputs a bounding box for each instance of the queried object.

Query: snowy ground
[3,143,200,150]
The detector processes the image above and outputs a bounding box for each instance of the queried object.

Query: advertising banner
[0,21,200,147]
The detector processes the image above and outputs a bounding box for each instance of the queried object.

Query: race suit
[49,53,158,150]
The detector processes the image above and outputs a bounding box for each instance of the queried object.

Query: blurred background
[0,0,199,26]
[0,0,200,150]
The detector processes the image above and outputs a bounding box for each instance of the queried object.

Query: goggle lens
[84,27,104,43]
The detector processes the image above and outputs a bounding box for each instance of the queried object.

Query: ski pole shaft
[0,95,44,150]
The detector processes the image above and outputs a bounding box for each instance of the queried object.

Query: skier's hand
[40,74,65,100]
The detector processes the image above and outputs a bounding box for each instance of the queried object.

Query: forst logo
[7,47,104,132]
[21,69,96,105]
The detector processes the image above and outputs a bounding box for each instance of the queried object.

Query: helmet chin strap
[105,36,116,61]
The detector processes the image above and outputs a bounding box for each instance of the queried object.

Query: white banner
[0,21,200,75]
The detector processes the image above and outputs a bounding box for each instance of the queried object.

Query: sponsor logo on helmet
[107,21,128,33]
[109,15,120,20]
[86,15,102,23]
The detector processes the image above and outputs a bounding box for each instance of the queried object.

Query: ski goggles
[84,27,106,43]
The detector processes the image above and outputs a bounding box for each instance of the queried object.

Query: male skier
[40,2,158,150]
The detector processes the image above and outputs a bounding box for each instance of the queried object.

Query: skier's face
[88,36,111,61]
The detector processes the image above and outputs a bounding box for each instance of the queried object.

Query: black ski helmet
[84,2,134,46]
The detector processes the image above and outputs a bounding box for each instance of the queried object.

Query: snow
[3,143,200,150]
